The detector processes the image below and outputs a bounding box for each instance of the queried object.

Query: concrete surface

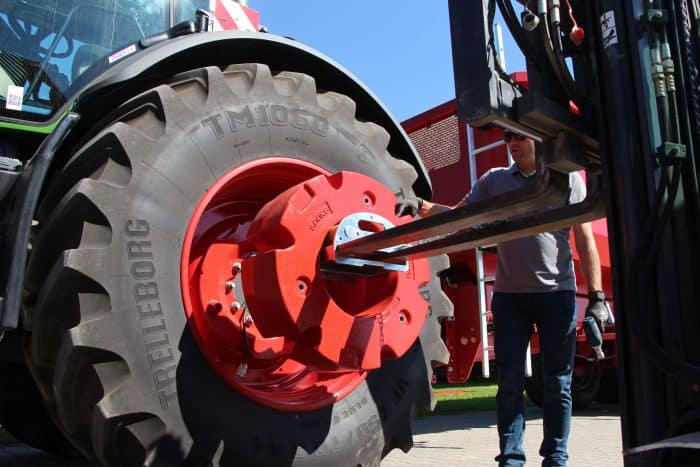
[0,404,622,466]
[383,404,623,466]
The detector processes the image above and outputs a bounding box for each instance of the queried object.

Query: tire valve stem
[243,308,254,327]
[238,304,250,380]
[236,362,248,380]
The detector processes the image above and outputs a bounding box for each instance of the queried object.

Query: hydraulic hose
[679,0,700,181]
[691,0,700,58]
[627,162,700,379]
[625,0,700,382]
[495,0,545,71]
[551,17,589,104]
[667,0,700,222]
[538,6,588,104]
[488,0,514,81]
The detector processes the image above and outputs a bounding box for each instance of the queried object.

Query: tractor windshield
[0,0,169,123]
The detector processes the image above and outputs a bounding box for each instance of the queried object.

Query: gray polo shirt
[462,164,586,292]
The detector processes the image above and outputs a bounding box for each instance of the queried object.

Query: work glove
[585,290,612,335]
[395,196,423,217]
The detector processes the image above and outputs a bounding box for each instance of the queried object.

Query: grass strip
[430,381,498,415]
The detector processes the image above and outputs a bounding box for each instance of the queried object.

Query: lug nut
[225,281,235,291]
[231,301,241,311]
[232,262,242,275]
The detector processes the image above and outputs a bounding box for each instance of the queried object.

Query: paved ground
[383,404,623,467]
[0,444,93,467]
[0,404,622,466]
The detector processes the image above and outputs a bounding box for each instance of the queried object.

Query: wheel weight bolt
[243,310,254,327]
[207,300,222,314]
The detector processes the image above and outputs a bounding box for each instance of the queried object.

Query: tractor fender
[1,30,432,333]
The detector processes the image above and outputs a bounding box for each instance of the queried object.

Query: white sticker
[600,11,618,48]
[108,43,137,64]
[6,85,24,111]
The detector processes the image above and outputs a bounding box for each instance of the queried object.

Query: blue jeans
[491,291,577,467]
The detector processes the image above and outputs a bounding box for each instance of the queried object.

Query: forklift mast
[448,1,700,465]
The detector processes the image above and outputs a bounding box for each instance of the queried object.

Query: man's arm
[397,172,490,218]
[416,199,455,217]
[574,221,612,342]
[418,178,487,217]
[572,222,602,292]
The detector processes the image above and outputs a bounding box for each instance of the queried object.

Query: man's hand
[395,196,423,217]
[585,290,611,334]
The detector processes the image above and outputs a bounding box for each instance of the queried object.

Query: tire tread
[23,63,454,465]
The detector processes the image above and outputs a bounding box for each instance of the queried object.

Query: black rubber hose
[488,0,515,81]
[642,161,671,238]
[495,0,544,71]
[679,0,700,174]
[690,0,700,52]
[627,0,700,382]
[539,10,588,104]
[627,163,700,379]
[668,0,700,219]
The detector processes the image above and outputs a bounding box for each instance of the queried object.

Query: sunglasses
[503,131,527,143]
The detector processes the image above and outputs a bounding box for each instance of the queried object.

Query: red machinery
[402,97,617,408]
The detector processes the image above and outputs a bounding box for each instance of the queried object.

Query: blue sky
[251,1,526,122]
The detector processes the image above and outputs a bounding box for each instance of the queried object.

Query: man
[396,130,610,467]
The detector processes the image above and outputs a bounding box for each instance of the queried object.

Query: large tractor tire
[571,364,602,410]
[524,354,601,410]
[596,367,619,404]
[21,64,452,466]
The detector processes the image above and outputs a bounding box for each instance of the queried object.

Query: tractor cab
[0,0,257,123]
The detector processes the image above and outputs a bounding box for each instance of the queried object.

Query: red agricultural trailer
[403,97,618,409]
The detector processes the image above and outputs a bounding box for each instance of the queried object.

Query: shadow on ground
[412,403,620,436]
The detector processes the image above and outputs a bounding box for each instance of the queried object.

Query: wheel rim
[181,157,429,411]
